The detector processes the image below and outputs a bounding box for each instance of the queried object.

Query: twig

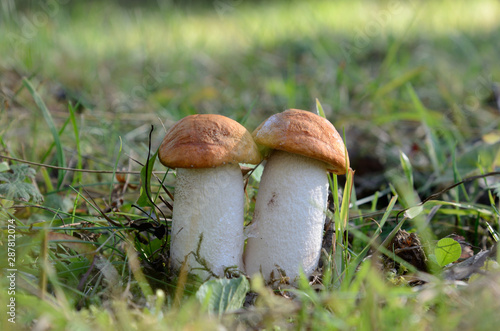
[0,154,167,175]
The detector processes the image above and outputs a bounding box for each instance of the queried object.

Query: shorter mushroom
[158,114,261,278]
[244,109,349,283]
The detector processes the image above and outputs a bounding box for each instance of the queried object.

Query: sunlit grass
[2,0,500,73]
[0,0,499,329]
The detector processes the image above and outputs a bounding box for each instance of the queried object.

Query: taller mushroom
[158,114,261,278]
[244,109,349,283]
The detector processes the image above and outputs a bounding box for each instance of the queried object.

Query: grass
[1,0,500,329]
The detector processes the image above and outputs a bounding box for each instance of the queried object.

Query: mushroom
[244,109,349,283]
[158,114,261,278]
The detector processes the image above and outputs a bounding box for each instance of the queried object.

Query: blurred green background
[1,0,499,198]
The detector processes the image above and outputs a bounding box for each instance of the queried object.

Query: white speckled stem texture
[244,150,329,283]
[170,164,245,277]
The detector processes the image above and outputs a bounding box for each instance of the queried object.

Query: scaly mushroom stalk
[171,164,245,277]
[243,109,349,284]
[244,150,329,281]
[158,114,261,278]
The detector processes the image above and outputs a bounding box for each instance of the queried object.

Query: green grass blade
[39,117,70,166]
[374,66,424,100]
[23,78,67,189]
[316,98,326,118]
[109,136,123,205]
[399,150,414,188]
[137,150,158,208]
[68,102,83,186]
[344,195,397,287]
[406,83,443,174]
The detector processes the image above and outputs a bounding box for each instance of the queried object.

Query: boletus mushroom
[158,114,261,278]
[244,109,349,283]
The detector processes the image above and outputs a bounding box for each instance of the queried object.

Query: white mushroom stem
[170,164,245,278]
[244,150,329,283]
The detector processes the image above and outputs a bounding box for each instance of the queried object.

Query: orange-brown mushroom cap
[252,109,349,174]
[159,114,262,168]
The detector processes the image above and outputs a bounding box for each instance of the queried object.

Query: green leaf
[0,164,43,203]
[136,151,158,207]
[0,162,9,172]
[249,163,264,183]
[435,238,462,266]
[196,276,250,317]
[404,204,424,219]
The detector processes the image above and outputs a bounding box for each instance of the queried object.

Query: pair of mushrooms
[158,109,349,283]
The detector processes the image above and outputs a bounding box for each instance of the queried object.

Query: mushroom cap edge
[159,114,262,169]
[252,109,349,174]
